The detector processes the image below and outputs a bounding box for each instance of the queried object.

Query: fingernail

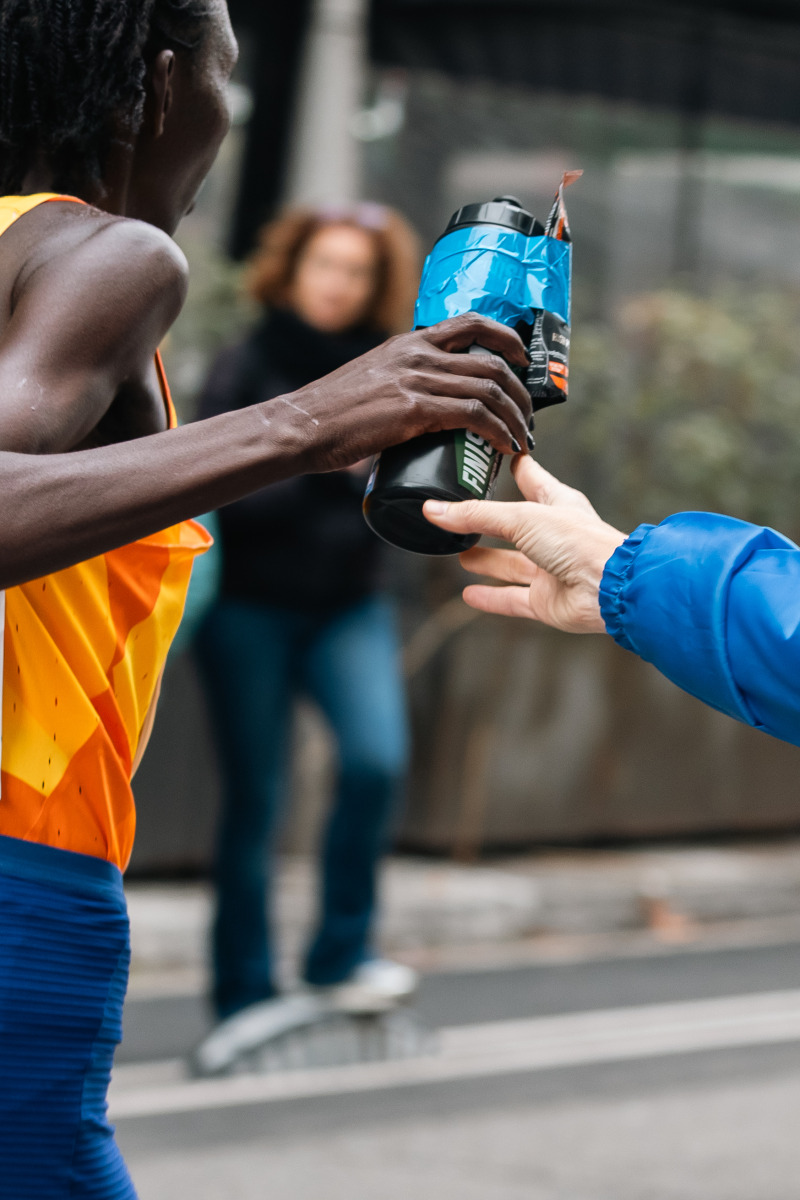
[424,500,448,516]
[526,432,536,452]
[528,414,535,431]
[511,437,522,453]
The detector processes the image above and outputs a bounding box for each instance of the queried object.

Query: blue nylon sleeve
[599,512,800,745]
[726,543,800,745]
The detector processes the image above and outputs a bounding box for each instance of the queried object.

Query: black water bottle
[363,196,544,556]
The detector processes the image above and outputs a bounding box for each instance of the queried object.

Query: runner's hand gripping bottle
[363,174,580,555]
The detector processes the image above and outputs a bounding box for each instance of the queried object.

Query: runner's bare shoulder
[0,203,188,453]
[3,200,188,329]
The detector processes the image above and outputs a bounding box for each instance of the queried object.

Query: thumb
[513,454,596,514]
[512,454,559,504]
[423,497,533,545]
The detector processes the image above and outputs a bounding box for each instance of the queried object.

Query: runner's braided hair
[0,0,211,195]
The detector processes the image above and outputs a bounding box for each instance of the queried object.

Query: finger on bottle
[428,313,528,369]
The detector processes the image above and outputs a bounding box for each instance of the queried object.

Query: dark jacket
[197,308,387,613]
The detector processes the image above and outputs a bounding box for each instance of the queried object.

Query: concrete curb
[127,842,800,981]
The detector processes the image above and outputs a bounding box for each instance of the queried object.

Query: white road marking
[110,988,800,1120]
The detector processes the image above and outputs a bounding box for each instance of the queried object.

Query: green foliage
[542,287,800,537]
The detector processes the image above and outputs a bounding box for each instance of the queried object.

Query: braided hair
[0,0,211,196]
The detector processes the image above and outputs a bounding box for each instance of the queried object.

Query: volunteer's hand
[423,455,627,634]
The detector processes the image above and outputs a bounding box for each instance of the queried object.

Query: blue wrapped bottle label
[414,226,572,332]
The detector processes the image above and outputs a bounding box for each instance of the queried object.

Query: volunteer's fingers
[511,455,560,504]
[424,496,535,544]
[464,574,573,628]
[512,454,595,512]
[424,312,530,371]
[460,545,538,586]
[461,584,538,620]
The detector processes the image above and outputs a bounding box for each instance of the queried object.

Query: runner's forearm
[0,312,536,588]
[0,403,309,588]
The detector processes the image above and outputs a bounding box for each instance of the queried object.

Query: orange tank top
[0,194,211,870]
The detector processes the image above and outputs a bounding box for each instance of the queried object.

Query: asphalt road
[117,940,800,1200]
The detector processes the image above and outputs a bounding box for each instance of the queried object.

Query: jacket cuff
[599,524,654,652]
[595,511,771,725]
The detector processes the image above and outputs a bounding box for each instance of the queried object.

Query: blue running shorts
[0,834,136,1199]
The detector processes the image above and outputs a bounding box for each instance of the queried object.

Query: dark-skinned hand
[282,312,532,473]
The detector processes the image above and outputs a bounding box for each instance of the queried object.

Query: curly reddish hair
[245,204,422,335]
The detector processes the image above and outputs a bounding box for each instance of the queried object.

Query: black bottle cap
[443,196,545,238]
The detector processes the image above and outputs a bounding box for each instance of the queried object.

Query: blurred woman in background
[196,203,421,1022]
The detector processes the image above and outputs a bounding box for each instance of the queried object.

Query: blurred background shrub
[553,287,800,536]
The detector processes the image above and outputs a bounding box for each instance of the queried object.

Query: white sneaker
[192,992,327,1077]
[314,959,420,1014]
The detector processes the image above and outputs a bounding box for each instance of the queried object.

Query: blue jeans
[195,595,409,1019]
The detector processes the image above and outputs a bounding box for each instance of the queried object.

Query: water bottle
[363,185,575,556]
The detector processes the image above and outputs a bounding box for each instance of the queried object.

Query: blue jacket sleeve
[598,512,800,747]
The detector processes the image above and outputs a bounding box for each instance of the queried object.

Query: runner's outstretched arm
[0,220,532,588]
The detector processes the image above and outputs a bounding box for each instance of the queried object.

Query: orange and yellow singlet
[0,194,210,870]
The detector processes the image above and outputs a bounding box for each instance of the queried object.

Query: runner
[0,2,532,1195]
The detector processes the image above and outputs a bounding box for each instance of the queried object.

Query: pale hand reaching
[423,456,627,634]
